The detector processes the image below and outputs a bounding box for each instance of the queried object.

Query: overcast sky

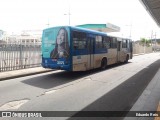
[0,0,160,40]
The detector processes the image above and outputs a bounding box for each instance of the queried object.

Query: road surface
[0,53,160,120]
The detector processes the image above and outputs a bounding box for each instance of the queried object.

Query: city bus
[41,26,133,71]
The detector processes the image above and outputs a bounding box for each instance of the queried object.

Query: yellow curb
[154,102,160,120]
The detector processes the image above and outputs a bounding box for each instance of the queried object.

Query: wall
[133,42,152,54]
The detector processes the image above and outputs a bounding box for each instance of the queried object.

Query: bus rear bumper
[41,63,71,71]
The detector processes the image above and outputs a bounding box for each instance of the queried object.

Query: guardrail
[0,43,41,72]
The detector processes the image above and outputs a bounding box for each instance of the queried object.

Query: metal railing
[0,42,41,72]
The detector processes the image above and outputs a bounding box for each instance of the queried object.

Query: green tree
[140,38,151,47]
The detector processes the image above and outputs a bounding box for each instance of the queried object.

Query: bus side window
[126,40,128,48]
[110,37,117,48]
[73,31,87,49]
[73,39,78,49]
[102,36,110,49]
[122,39,127,48]
[96,36,102,48]
[127,40,130,48]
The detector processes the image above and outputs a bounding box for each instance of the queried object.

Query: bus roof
[43,26,108,36]
[43,26,132,40]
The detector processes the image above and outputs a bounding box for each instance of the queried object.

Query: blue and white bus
[41,26,133,71]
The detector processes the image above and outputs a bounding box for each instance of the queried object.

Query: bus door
[87,36,94,70]
[117,41,122,62]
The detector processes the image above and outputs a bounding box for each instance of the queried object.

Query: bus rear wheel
[101,58,107,70]
[125,55,129,63]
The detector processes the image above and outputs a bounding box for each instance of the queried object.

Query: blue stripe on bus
[72,48,108,56]
[73,49,88,56]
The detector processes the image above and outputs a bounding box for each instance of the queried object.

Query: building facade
[1,31,42,45]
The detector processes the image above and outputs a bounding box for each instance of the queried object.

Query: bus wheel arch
[101,57,107,70]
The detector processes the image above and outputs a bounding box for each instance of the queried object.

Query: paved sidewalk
[124,68,160,119]
[0,67,53,81]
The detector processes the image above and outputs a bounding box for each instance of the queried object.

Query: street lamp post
[64,3,71,25]
[64,12,71,25]
[46,19,50,27]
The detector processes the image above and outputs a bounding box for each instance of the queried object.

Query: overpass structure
[140,0,160,27]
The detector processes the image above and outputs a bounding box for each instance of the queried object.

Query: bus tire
[125,55,129,63]
[101,58,107,70]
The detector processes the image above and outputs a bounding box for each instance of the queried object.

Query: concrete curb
[133,53,145,56]
[0,69,54,81]
[133,52,153,56]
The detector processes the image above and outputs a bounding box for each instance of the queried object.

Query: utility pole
[125,23,132,39]
[68,5,71,25]
[152,32,157,52]
[155,32,157,52]
[129,24,132,39]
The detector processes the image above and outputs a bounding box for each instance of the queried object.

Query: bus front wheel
[101,58,107,70]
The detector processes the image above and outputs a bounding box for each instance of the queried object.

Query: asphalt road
[0,53,160,120]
